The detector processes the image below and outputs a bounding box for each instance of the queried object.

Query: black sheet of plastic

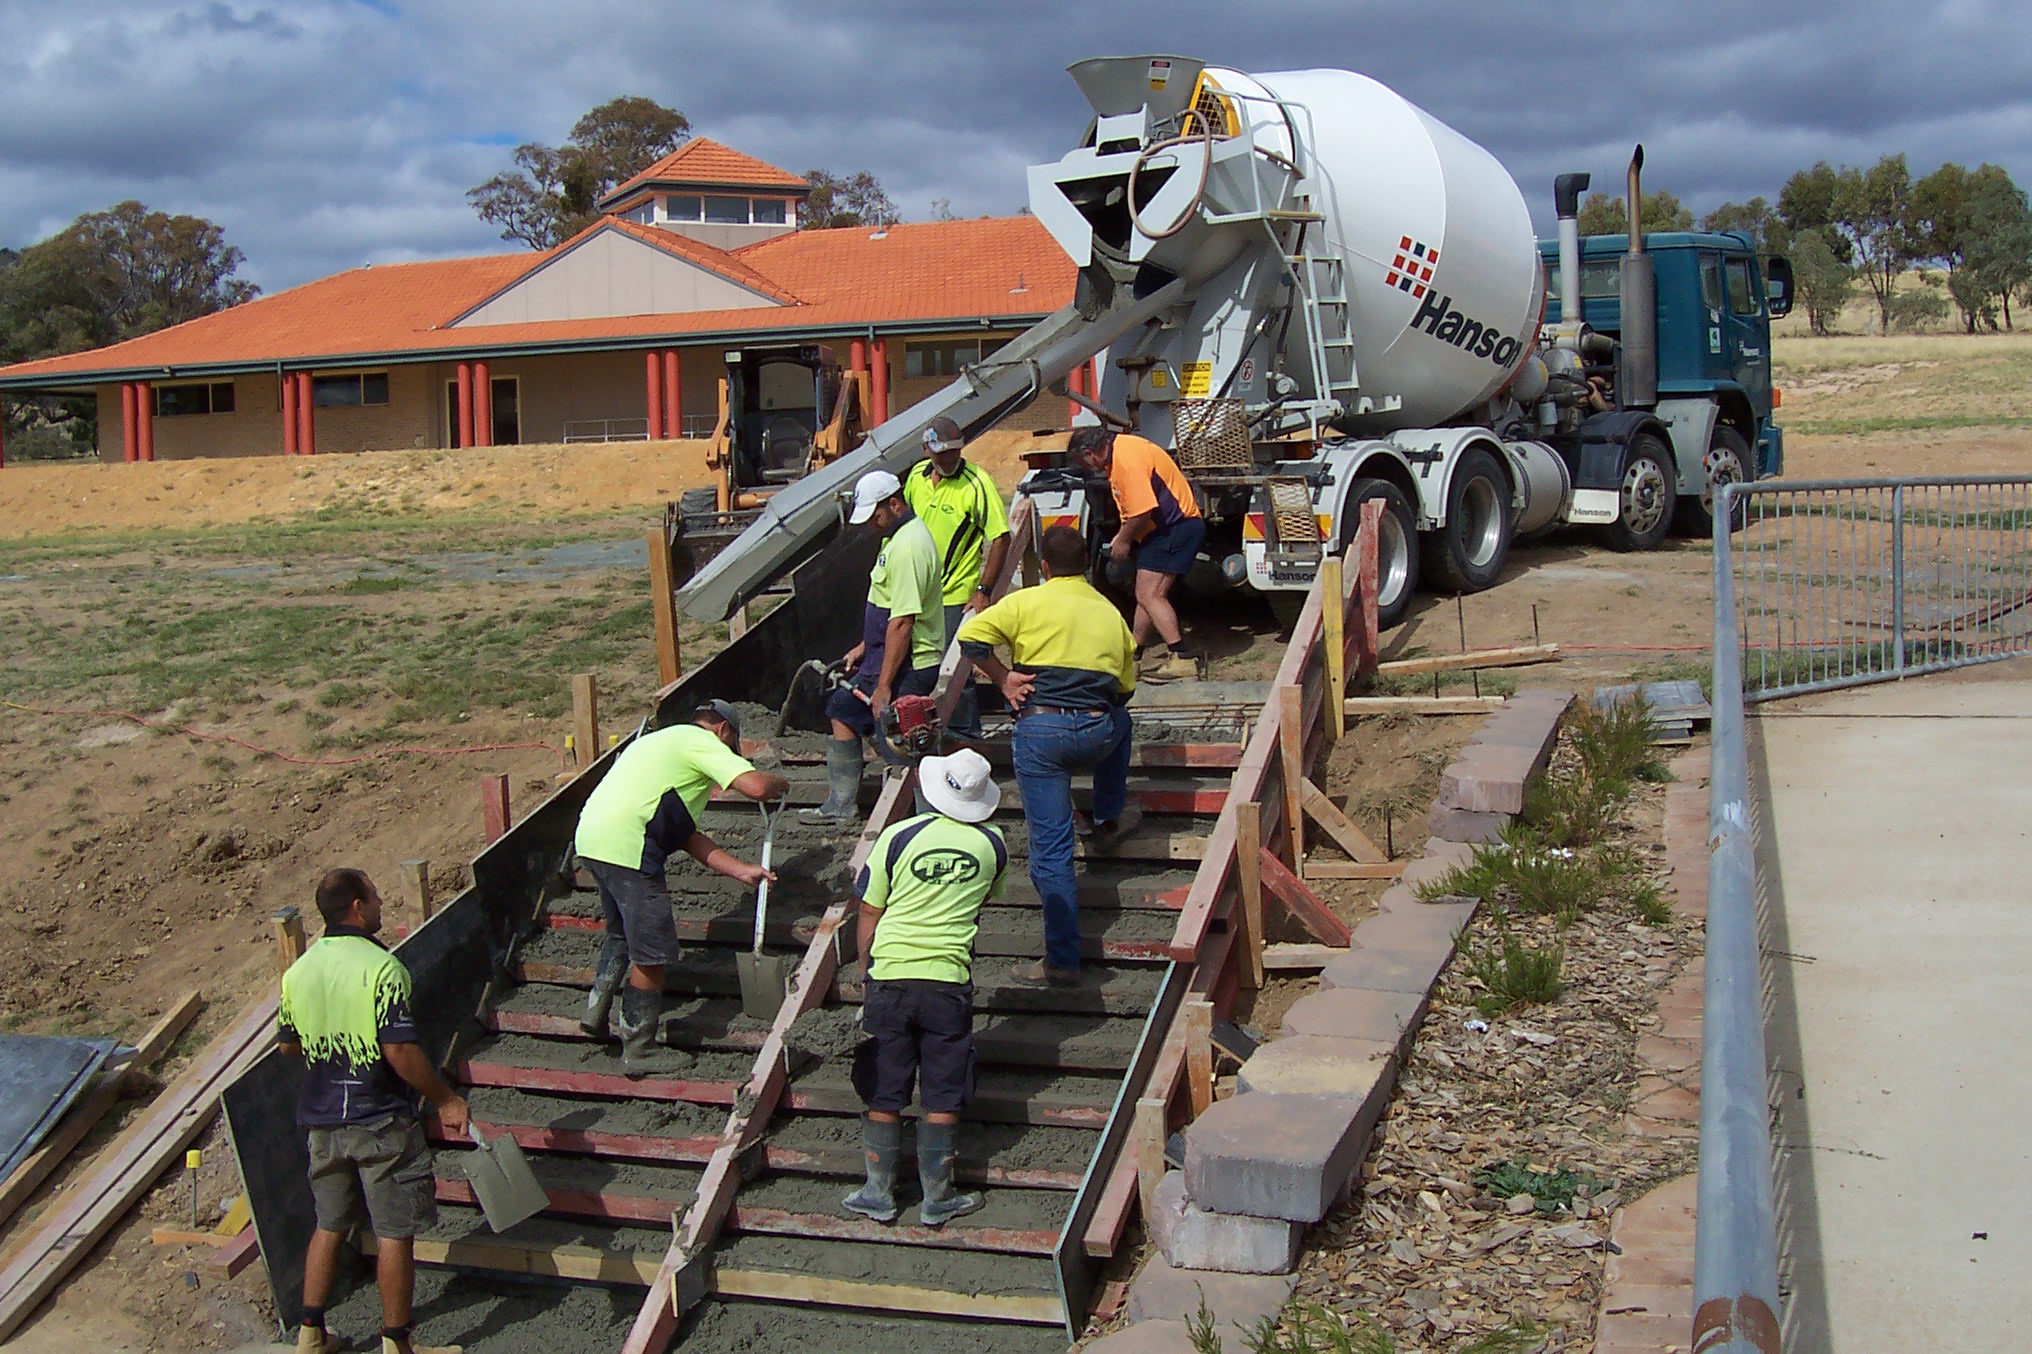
[0,1034,118,1180]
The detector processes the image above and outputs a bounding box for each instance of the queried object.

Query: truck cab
[1540,232,1789,492]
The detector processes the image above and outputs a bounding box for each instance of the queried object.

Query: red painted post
[662,349,681,438]
[136,382,155,462]
[296,372,315,456]
[481,773,511,843]
[645,350,663,441]
[455,362,473,448]
[0,401,6,469]
[121,384,139,463]
[870,337,889,425]
[472,360,491,447]
[281,372,298,455]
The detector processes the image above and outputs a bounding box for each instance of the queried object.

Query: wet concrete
[736,1170,1071,1233]
[326,1264,639,1354]
[765,1112,1098,1177]
[785,1004,861,1060]
[468,1032,753,1085]
[682,1298,1069,1354]
[467,1084,724,1138]
[435,1147,702,1201]
[713,1232,1058,1299]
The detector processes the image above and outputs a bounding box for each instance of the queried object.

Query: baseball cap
[696,698,743,743]
[847,469,902,525]
[918,749,1000,823]
[922,416,964,455]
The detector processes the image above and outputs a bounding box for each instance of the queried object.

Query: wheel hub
[1702,446,1746,514]
[1621,459,1668,536]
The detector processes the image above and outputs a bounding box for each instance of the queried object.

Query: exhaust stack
[1553,172,1590,321]
[1618,145,1658,407]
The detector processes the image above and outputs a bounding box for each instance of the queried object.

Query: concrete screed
[1755,669,2032,1354]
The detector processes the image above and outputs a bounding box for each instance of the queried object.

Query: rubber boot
[840,1115,902,1222]
[915,1120,982,1227]
[579,934,628,1038]
[800,737,863,824]
[617,985,695,1078]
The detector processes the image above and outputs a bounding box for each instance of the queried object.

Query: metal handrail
[1694,482,1784,1352]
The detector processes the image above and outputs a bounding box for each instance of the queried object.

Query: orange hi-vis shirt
[1107,435,1201,531]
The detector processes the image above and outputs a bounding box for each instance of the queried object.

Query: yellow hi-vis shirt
[903,457,1011,605]
[858,812,1008,983]
[868,514,946,671]
[955,574,1137,711]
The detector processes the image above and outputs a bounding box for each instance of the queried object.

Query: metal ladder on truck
[1272,204,1361,435]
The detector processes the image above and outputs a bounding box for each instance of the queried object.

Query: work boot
[616,985,695,1078]
[1006,959,1081,989]
[380,1329,461,1354]
[915,1120,982,1227]
[1146,651,1199,683]
[1089,804,1145,853]
[800,737,864,824]
[840,1115,902,1222]
[579,934,628,1039]
[296,1324,342,1354]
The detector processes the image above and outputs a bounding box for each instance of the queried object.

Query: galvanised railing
[1732,476,2032,700]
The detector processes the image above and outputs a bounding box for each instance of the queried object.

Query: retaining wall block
[1350,900,1475,952]
[1282,987,1427,1056]
[1316,944,1450,996]
[1149,1170,1305,1274]
[1236,1034,1395,1101]
[1127,1252,1296,1328]
[1183,1092,1369,1223]
[1081,1318,1199,1353]
[1428,804,1512,844]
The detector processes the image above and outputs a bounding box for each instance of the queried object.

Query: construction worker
[842,748,1006,1227]
[281,869,467,1354]
[1069,426,1207,682]
[957,526,1141,988]
[804,468,946,823]
[574,700,789,1075]
[903,415,1011,739]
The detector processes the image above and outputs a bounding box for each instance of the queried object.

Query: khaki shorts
[306,1112,436,1240]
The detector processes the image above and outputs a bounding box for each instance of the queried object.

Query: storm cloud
[2,0,2029,291]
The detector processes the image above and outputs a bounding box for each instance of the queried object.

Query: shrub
[1461,923,1564,1014]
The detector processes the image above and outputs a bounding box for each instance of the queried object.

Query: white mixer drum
[1204,67,1545,430]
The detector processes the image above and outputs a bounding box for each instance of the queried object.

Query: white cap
[848,469,902,525]
[918,749,1000,823]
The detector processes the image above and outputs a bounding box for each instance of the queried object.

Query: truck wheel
[1672,426,1749,538]
[1602,434,1677,552]
[1343,478,1420,629]
[1419,447,1511,594]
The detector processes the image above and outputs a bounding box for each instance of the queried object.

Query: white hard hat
[848,469,903,525]
[918,749,1000,824]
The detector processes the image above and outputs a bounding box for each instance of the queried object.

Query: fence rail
[562,417,651,444]
[1732,475,2032,700]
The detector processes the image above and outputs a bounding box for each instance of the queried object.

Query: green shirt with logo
[858,812,1008,983]
[868,513,947,671]
[574,723,757,875]
[903,458,1012,605]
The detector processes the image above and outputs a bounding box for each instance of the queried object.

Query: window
[622,202,655,225]
[904,337,1009,379]
[1544,260,1623,306]
[704,195,750,224]
[1700,254,1724,313]
[751,198,787,225]
[1725,256,1759,314]
[313,373,390,408]
[665,195,702,221]
[154,382,235,417]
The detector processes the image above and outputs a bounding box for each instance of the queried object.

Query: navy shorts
[1135,516,1206,577]
[851,978,976,1114]
[584,858,680,969]
[823,665,939,738]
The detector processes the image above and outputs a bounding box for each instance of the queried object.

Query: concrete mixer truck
[673,54,1790,629]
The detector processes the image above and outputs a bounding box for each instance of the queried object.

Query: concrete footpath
[1754,664,2032,1353]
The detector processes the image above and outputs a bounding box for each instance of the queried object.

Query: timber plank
[1374,643,1559,677]
[1257,848,1354,948]
[1299,778,1387,863]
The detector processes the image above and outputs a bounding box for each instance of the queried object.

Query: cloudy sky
[3,0,2030,293]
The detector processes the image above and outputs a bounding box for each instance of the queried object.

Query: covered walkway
[1754,660,2032,1352]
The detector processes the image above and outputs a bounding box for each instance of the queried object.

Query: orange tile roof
[601,137,809,207]
[0,216,1076,386]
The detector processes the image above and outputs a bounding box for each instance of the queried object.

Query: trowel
[735,801,792,1020]
[464,1124,549,1233]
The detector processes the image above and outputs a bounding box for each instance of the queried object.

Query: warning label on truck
[1180,361,1212,398]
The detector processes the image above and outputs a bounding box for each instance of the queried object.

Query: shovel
[735,802,793,1020]
[463,1124,549,1233]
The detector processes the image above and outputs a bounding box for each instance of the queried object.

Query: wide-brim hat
[918,749,1000,823]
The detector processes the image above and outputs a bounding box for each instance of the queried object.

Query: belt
[1016,704,1111,719]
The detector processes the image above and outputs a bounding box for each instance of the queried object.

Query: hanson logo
[1412,291,1524,369]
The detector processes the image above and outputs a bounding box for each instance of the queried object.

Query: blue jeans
[943,603,982,740]
[1011,707,1132,970]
